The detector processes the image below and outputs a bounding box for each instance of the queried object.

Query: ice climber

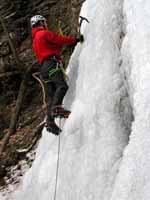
[31,15,84,135]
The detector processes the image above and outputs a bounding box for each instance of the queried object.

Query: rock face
[0,0,82,44]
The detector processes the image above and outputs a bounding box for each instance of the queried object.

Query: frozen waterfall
[2,0,150,199]
[14,0,129,199]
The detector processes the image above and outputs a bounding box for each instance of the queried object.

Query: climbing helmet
[30,15,46,27]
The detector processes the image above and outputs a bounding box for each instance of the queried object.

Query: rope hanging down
[32,72,47,113]
[33,73,62,200]
[54,118,62,200]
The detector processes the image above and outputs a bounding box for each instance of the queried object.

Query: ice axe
[78,16,90,34]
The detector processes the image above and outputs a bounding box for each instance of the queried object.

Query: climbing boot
[51,106,71,118]
[45,121,61,135]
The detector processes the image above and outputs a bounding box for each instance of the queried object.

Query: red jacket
[32,27,77,64]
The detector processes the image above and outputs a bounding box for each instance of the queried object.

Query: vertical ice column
[56,0,129,199]
[111,1,150,200]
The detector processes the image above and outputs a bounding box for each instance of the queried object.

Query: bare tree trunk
[0,67,32,155]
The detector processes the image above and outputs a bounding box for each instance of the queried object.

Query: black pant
[41,58,68,122]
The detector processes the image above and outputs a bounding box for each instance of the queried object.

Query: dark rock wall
[0,0,81,43]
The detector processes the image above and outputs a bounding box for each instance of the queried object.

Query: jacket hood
[32,27,44,38]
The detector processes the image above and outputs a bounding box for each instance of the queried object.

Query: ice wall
[110,1,150,200]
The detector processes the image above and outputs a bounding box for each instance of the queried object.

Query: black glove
[76,34,84,43]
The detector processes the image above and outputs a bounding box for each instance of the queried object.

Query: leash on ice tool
[56,18,64,36]
[54,117,62,200]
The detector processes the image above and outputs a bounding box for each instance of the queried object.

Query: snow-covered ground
[0,151,35,200]
[1,0,150,199]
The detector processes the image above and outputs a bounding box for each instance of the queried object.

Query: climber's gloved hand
[76,34,84,43]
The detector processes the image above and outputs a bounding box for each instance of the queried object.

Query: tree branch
[0,71,20,78]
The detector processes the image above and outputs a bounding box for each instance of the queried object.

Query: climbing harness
[54,118,62,200]
[48,61,61,79]
[44,58,69,83]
